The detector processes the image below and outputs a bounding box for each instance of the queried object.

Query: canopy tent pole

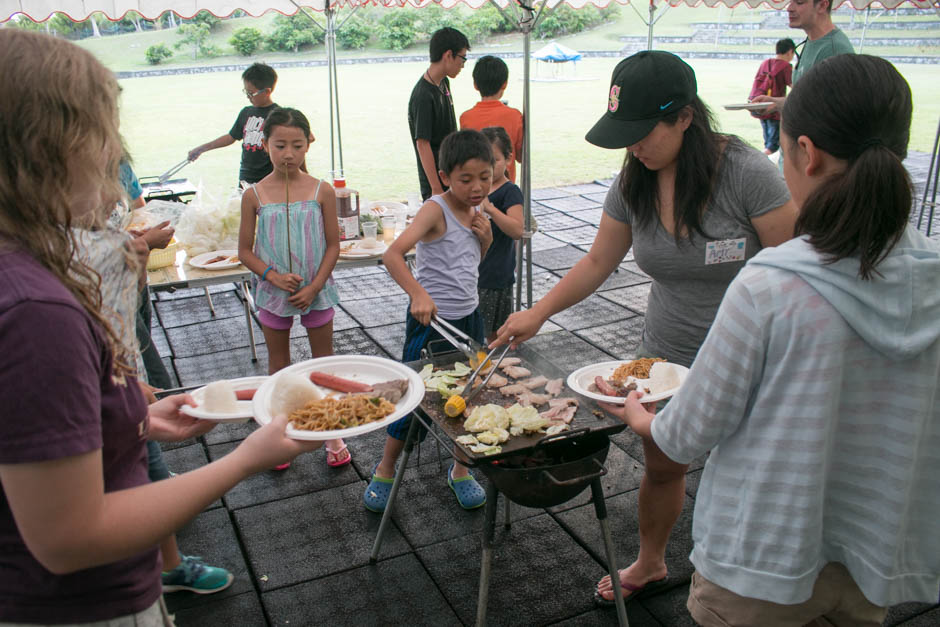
[329,6,344,172]
[325,6,338,173]
[628,0,669,50]
[294,0,355,176]
[515,0,550,312]
[917,115,940,237]
[519,3,533,311]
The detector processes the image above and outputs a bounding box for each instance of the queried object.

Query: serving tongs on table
[430,314,513,415]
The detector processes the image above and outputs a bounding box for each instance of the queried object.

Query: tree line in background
[6,4,620,65]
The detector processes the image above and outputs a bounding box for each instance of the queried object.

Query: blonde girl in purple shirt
[0,30,319,625]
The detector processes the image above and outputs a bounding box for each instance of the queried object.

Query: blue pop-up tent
[532,41,582,79]
[532,41,582,62]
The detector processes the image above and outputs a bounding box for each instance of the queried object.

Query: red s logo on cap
[608,85,620,113]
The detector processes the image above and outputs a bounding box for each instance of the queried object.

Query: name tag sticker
[705,238,747,265]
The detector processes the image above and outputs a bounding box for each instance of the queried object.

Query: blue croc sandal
[363,463,394,513]
[448,464,486,510]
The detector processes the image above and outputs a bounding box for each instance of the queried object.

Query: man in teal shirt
[754,0,854,112]
[755,0,853,171]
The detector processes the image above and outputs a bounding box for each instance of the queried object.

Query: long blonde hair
[0,29,133,378]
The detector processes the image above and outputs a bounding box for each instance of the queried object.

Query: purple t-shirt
[0,247,160,623]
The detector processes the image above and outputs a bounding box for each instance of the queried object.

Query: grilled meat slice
[519,375,548,390]
[540,397,579,423]
[501,366,532,379]
[486,373,508,388]
[516,391,552,407]
[499,384,528,396]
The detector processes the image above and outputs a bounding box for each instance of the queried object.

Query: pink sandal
[326,445,352,468]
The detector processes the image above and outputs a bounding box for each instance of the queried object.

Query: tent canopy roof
[2,0,935,24]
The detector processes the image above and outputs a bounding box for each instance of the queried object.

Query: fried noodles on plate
[289,394,396,431]
[611,357,665,383]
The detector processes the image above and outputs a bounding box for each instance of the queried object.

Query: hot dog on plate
[309,372,373,394]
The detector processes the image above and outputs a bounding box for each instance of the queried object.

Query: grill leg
[592,478,629,627]
[369,416,418,563]
[436,436,443,474]
[475,481,499,627]
[503,495,512,530]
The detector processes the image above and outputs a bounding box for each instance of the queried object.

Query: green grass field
[118,56,940,202]
[87,6,937,201]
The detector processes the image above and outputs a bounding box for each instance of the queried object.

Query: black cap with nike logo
[586,51,697,149]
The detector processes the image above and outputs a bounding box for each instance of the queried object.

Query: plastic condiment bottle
[334,175,360,241]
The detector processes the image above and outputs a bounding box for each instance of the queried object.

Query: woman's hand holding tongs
[490,307,545,349]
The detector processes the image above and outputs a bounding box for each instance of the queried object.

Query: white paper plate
[366,201,407,215]
[181,376,269,422]
[723,102,773,111]
[252,355,424,440]
[189,249,241,270]
[566,361,689,405]
[339,240,387,259]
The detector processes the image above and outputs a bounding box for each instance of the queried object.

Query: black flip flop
[593,575,670,608]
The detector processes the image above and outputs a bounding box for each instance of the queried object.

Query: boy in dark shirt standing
[188,63,279,185]
[408,27,470,201]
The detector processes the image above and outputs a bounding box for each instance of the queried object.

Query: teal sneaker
[162,555,234,594]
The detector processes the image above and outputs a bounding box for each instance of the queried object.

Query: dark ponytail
[783,55,912,280]
[481,126,512,161]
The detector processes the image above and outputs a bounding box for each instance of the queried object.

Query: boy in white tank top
[364,130,494,512]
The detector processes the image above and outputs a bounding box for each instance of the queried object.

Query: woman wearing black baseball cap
[492,51,797,605]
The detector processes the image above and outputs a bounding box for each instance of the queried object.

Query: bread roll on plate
[270,372,323,416]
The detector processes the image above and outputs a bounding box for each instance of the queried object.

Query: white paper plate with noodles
[252,355,424,440]
[567,360,689,405]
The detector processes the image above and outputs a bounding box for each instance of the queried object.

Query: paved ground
[156,152,939,626]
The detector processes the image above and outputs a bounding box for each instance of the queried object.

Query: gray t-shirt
[604,138,790,366]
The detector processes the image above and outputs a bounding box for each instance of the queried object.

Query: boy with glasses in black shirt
[188,63,279,185]
[408,27,470,201]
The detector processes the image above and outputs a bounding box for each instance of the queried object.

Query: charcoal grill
[139,176,197,203]
[369,344,631,626]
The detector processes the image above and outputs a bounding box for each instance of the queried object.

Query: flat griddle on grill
[406,345,625,463]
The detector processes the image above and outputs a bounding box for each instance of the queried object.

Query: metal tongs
[429,314,482,362]
[430,314,513,405]
[459,341,513,405]
[158,159,192,185]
